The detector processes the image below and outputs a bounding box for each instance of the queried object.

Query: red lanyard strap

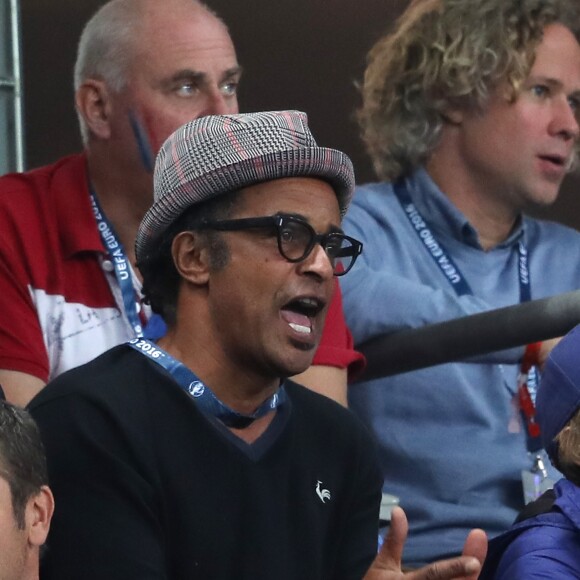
[521,341,541,374]
[518,342,542,438]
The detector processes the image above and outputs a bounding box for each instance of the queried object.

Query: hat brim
[135,147,354,264]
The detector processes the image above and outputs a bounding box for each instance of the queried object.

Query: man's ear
[26,486,54,548]
[75,79,113,140]
[440,106,464,125]
[172,231,211,286]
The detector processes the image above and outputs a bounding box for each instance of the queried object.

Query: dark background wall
[20,0,580,229]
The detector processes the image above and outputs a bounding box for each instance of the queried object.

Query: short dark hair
[0,400,48,529]
[139,191,242,325]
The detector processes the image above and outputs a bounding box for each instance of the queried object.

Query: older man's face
[107,1,241,171]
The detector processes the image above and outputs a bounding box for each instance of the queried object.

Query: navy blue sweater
[29,345,382,579]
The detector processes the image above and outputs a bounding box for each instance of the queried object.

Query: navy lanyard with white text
[127,338,287,429]
[393,180,531,302]
[393,180,541,448]
[90,190,144,337]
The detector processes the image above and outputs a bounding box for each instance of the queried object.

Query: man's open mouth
[280,297,325,335]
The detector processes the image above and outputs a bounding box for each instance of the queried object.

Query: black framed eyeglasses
[198,215,363,276]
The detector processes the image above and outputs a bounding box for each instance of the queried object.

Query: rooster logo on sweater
[316,481,331,503]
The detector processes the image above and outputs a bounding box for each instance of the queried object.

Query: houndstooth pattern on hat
[135,110,355,263]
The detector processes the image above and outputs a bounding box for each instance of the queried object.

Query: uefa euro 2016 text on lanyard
[393,180,551,502]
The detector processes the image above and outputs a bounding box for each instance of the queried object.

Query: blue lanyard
[394,180,540,447]
[393,180,531,302]
[90,191,144,337]
[127,338,287,429]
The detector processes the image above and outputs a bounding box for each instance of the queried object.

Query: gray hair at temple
[0,400,48,529]
[73,0,224,143]
[358,0,580,182]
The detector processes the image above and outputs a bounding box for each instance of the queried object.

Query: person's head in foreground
[537,326,580,482]
[0,399,54,580]
[481,326,580,578]
[136,110,360,381]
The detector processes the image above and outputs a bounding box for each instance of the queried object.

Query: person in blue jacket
[482,324,580,578]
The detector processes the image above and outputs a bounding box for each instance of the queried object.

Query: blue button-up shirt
[341,168,580,565]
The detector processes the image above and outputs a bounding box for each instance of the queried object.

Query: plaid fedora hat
[135,110,355,263]
[536,324,580,461]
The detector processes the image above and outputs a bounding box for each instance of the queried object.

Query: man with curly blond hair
[341,0,580,567]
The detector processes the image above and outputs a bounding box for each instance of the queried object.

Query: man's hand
[363,507,487,579]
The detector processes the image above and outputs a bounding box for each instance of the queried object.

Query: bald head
[74,0,226,93]
[73,0,238,145]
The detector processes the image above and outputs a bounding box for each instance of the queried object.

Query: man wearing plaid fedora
[28,111,485,579]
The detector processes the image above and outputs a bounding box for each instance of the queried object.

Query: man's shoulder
[286,378,350,413]
[285,380,377,444]
[524,214,580,245]
[28,345,153,409]
[351,181,397,210]
[0,154,88,225]
[482,480,580,579]
[483,512,579,579]
[0,152,101,274]
[345,181,401,237]
[523,215,580,288]
[0,154,86,195]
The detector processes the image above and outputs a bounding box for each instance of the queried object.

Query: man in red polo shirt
[0,0,362,406]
